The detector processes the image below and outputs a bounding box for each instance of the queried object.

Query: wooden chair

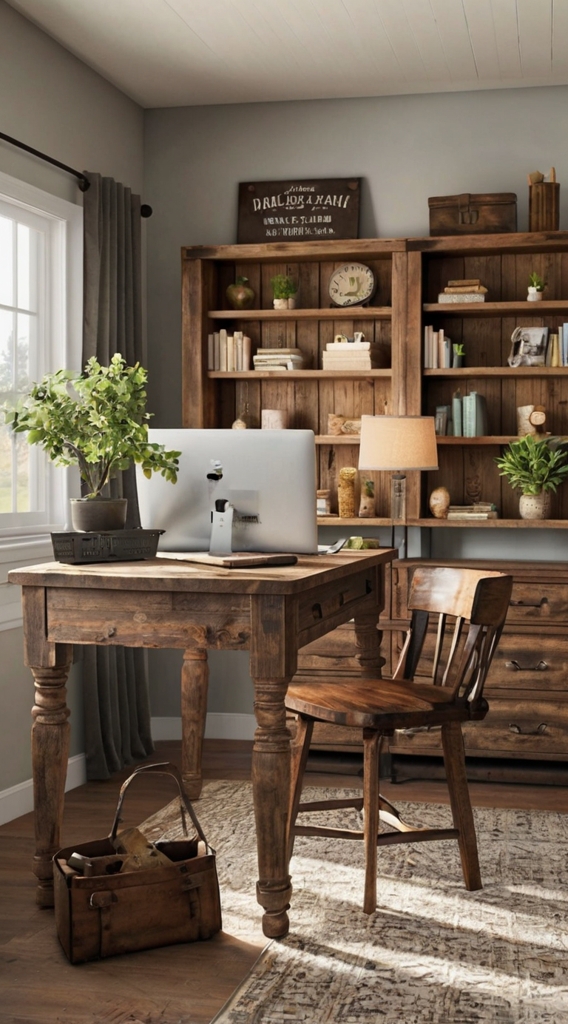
[286,565,513,914]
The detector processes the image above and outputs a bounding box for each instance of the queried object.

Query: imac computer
[136,428,319,556]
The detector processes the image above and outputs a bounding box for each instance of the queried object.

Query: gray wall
[144,85,568,717]
[0,0,144,793]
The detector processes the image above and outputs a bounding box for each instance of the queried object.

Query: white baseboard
[0,753,87,826]
[151,713,256,742]
[0,716,256,825]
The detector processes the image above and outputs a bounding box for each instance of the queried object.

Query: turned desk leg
[354,607,384,679]
[181,647,209,800]
[251,677,293,939]
[30,651,72,907]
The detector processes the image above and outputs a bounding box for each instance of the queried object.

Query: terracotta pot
[70,497,128,532]
[519,492,550,520]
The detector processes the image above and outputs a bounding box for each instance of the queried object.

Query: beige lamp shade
[358,415,439,472]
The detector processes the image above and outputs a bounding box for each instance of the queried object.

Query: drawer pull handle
[509,722,548,736]
[509,597,548,610]
[505,659,548,672]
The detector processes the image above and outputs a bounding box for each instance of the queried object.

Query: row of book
[208,330,252,371]
[424,326,452,368]
[435,391,488,437]
[437,278,487,304]
[547,325,568,366]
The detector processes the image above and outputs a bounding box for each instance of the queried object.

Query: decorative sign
[237,178,361,244]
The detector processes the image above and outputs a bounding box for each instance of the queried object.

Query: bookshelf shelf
[424,367,568,378]
[208,306,393,321]
[436,436,519,445]
[208,369,392,380]
[410,518,568,529]
[423,299,568,317]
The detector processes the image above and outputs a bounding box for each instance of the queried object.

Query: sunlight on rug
[145,780,568,1024]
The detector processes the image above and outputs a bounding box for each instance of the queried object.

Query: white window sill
[0,532,57,631]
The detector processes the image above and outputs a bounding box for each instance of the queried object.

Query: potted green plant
[270,274,298,310]
[4,354,180,532]
[495,434,568,519]
[452,343,465,368]
[527,272,546,302]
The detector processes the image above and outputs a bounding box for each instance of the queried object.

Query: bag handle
[109,761,210,849]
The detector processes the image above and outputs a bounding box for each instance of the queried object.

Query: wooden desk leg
[354,607,385,679]
[30,651,72,907]
[180,647,208,800]
[251,677,293,939]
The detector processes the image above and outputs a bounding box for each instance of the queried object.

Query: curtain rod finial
[141,204,153,218]
[78,176,90,192]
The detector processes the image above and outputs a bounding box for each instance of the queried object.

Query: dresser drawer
[489,636,568,694]
[505,580,568,626]
[389,700,568,760]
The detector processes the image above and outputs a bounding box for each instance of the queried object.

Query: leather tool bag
[53,762,222,964]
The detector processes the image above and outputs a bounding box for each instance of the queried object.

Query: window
[0,172,82,627]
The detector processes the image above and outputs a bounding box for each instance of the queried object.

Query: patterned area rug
[145,781,568,1024]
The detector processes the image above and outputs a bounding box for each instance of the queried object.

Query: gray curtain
[81,172,154,779]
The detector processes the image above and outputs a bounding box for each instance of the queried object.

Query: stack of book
[438,278,487,304]
[253,347,306,371]
[424,326,452,368]
[446,502,498,521]
[208,330,252,371]
[322,339,377,370]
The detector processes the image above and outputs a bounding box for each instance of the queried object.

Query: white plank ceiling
[6,0,568,108]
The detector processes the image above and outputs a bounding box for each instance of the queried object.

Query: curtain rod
[0,131,153,217]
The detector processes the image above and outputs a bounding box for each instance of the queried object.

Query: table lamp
[358,415,438,524]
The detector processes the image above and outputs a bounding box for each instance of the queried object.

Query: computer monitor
[136,428,318,554]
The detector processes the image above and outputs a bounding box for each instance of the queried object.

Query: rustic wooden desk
[9,548,394,938]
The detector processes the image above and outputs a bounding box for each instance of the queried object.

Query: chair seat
[286,675,487,731]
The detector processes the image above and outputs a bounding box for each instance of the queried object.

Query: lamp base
[391,473,406,523]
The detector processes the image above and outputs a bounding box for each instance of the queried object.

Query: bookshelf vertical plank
[182,258,216,428]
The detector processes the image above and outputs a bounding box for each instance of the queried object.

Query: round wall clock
[328,262,376,307]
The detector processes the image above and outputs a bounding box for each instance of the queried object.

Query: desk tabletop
[9,548,396,596]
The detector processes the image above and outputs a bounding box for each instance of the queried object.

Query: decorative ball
[429,486,450,519]
[226,276,255,310]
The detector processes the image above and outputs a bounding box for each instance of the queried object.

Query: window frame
[0,171,82,629]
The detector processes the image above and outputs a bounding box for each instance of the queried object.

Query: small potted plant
[527,272,546,302]
[4,354,180,532]
[270,274,298,309]
[452,343,465,368]
[495,434,568,519]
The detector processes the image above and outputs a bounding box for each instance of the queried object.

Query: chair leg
[362,728,381,914]
[441,721,482,891]
[287,715,314,861]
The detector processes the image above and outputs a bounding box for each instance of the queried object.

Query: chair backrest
[392,566,513,706]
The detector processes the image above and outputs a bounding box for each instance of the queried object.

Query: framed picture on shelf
[507,326,549,367]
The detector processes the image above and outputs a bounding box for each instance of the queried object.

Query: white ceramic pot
[519,491,550,520]
[527,287,542,302]
[273,298,288,310]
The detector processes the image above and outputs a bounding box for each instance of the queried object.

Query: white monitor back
[136,428,318,554]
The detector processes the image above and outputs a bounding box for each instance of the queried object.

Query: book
[208,333,214,370]
[438,293,486,304]
[444,285,487,294]
[447,278,482,287]
[327,340,370,350]
[435,405,451,435]
[462,392,488,437]
[447,511,498,520]
[452,390,463,437]
[219,329,227,372]
[563,323,568,366]
[226,334,235,372]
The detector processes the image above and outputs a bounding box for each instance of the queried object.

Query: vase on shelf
[519,491,550,520]
[527,287,543,302]
[226,276,255,310]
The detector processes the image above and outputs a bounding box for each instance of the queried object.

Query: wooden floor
[0,739,566,1024]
